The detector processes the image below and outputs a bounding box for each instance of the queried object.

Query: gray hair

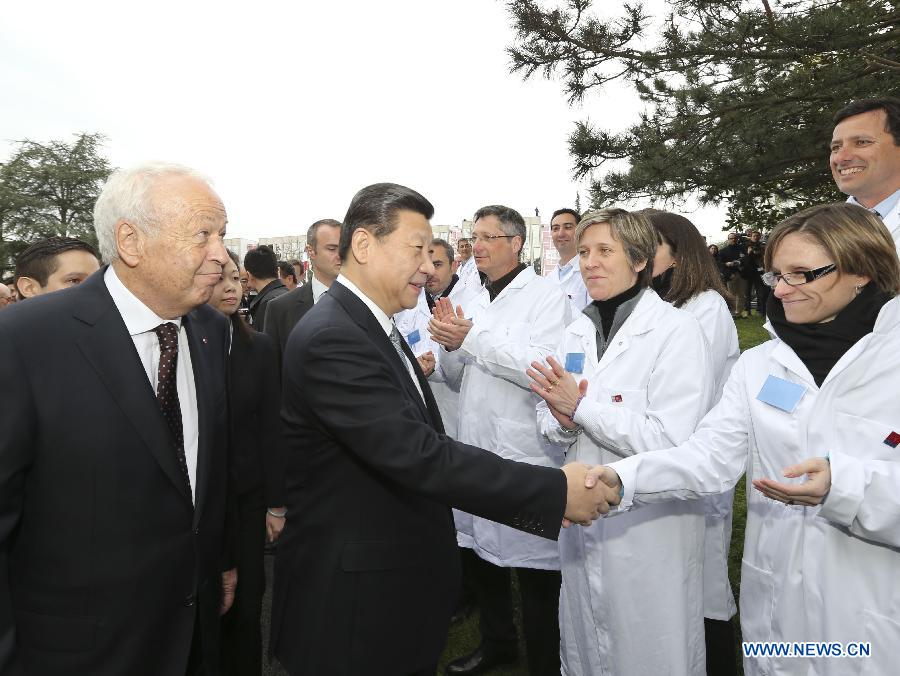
[93,162,211,263]
[576,208,658,287]
[473,205,526,258]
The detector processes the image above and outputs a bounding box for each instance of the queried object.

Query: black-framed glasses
[761,263,837,288]
[471,232,517,244]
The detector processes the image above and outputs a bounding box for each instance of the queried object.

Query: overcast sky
[1,0,729,241]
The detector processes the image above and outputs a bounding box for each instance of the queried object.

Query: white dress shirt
[311,274,329,304]
[552,255,591,314]
[105,266,199,501]
[336,274,425,402]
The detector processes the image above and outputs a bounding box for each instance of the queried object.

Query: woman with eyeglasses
[528,208,715,676]
[646,210,741,675]
[599,203,900,676]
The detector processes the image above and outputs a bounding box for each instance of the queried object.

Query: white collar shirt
[336,274,425,401]
[104,265,199,501]
[311,275,329,304]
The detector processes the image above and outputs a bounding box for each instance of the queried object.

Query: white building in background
[257,235,307,262]
[224,238,257,258]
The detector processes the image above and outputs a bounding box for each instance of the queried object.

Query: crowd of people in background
[0,96,897,676]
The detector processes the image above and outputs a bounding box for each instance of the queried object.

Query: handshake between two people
[560,463,622,527]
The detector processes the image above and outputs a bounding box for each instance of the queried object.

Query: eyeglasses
[471,232,517,244]
[762,263,836,288]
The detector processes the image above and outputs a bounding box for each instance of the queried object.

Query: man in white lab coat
[548,208,590,315]
[830,97,900,250]
[430,205,570,676]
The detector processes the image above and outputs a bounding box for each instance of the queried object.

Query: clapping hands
[428,298,473,352]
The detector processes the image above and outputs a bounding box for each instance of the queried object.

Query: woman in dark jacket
[209,250,287,675]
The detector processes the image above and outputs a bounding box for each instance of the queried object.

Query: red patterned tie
[154,322,191,492]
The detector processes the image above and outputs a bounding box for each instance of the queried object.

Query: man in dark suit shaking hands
[0,163,235,675]
[270,183,618,676]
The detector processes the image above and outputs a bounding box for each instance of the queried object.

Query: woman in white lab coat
[647,210,741,675]
[528,208,715,676]
[603,203,900,676]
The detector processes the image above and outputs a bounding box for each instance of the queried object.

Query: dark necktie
[154,322,191,492]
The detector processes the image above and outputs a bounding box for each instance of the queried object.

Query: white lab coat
[539,289,714,676]
[441,266,570,568]
[455,256,482,294]
[612,296,900,676]
[682,290,740,620]
[549,256,591,316]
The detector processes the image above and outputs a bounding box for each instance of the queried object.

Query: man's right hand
[561,462,621,527]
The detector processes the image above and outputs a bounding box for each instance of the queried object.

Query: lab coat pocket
[860,609,900,675]
[833,411,898,461]
[496,417,546,465]
[738,560,775,645]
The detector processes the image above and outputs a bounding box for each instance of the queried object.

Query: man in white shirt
[0,162,235,675]
[830,97,900,249]
[549,207,590,314]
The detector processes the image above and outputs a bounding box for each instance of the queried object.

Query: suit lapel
[184,312,211,523]
[74,276,193,507]
[329,282,435,426]
[399,335,445,433]
[291,283,314,325]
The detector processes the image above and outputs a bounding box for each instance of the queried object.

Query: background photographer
[742,229,769,315]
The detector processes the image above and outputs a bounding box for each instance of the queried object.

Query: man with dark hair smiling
[270,184,616,676]
[549,207,590,313]
[831,97,900,249]
[13,236,100,299]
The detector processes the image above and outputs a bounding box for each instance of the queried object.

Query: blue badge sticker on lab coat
[565,352,585,374]
[406,329,421,346]
[756,375,806,413]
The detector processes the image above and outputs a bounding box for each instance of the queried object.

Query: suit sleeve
[262,302,285,377]
[0,322,34,672]
[253,333,287,507]
[283,324,567,540]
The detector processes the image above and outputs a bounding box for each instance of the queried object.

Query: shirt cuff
[817,451,864,527]
[609,456,638,510]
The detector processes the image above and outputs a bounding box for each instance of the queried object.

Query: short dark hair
[277,260,297,284]
[306,218,342,251]
[551,208,581,223]
[833,97,900,146]
[14,236,99,287]
[243,245,278,279]
[339,183,434,260]
[430,238,454,264]
[473,205,526,257]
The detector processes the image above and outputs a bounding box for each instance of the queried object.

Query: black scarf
[487,263,527,302]
[766,284,891,387]
[590,282,643,341]
[651,267,674,301]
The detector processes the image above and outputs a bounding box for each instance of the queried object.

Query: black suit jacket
[262,281,314,375]
[227,327,285,504]
[248,279,287,332]
[0,269,231,676]
[270,281,566,676]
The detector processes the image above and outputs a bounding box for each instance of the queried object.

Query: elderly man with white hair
[0,162,235,675]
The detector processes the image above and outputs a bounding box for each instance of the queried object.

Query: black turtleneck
[486,263,527,302]
[591,282,643,340]
[766,283,892,387]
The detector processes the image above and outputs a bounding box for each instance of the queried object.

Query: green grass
[438,314,770,676]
